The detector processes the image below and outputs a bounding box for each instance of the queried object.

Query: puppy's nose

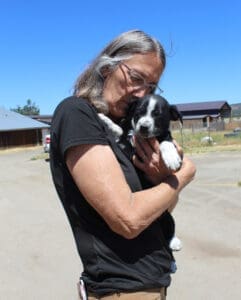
[139,124,150,134]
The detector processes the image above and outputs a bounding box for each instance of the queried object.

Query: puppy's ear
[170,105,183,124]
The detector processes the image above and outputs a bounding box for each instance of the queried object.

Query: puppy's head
[131,95,182,138]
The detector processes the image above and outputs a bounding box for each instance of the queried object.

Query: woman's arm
[66,144,196,239]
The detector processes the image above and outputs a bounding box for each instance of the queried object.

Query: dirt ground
[0,147,240,300]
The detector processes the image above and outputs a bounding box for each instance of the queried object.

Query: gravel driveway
[0,147,240,300]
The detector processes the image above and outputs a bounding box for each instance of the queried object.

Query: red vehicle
[43,134,51,153]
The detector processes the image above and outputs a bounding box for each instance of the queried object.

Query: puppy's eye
[152,110,160,117]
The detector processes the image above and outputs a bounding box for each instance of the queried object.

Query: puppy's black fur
[119,95,183,249]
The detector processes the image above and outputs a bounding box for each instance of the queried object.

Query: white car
[43,134,51,153]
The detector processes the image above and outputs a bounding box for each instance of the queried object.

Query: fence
[171,118,241,133]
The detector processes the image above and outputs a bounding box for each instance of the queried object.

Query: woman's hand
[132,136,179,184]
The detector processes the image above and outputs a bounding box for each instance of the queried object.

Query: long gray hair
[73,30,166,113]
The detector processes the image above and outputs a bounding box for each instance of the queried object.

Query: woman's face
[102,52,164,120]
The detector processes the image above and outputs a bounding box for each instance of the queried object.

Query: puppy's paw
[111,125,123,138]
[169,236,182,251]
[98,113,123,140]
[160,141,182,171]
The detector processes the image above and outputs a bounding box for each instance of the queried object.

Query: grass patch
[172,130,241,154]
[30,152,49,160]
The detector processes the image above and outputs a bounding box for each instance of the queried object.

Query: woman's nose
[131,88,148,98]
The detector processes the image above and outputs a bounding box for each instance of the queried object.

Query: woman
[50,30,196,300]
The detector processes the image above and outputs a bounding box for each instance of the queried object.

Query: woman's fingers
[133,136,159,161]
[132,136,173,184]
[133,136,147,162]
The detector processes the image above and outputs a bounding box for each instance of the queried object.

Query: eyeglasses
[121,63,163,94]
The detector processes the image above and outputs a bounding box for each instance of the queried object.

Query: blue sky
[0,0,240,114]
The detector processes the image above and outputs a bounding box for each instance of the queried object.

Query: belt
[86,287,167,300]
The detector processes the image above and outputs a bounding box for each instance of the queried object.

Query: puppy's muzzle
[135,118,154,137]
[139,124,151,136]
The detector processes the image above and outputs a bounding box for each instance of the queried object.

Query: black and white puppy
[99,94,183,171]
[99,95,183,251]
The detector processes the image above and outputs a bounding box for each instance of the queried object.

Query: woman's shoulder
[54,96,95,115]
[52,96,100,124]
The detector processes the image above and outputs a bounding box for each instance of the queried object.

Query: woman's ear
[101,66,111,79]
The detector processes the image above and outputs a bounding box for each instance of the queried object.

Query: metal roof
[176,100,230,112]
[0,107,50,132]
[182,114,220,120]
[30,114,52,125]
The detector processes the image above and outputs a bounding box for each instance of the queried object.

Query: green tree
[11,99,40,115]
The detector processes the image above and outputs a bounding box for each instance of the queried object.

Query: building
[175,100,231,130]
[0,107,49,149]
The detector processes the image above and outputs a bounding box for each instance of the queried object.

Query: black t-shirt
[50,96,175,296]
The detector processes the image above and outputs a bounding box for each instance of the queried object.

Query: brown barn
[0,107,49,149]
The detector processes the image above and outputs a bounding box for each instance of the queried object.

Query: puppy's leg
[168,196,182,251]
[160,141,183,251]
[98,113,123,140]
[160,141,182,171]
